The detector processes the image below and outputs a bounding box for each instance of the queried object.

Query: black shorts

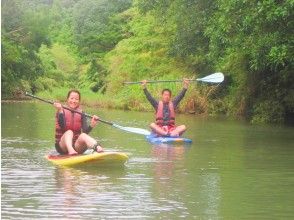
[55,143,66,155]
[55,140,78,155]
[55,143,78,155]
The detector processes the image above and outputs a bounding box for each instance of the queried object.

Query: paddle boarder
[141,79,190,137]
[53,89,103,155]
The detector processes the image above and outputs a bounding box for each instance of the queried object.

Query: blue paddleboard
[146,134,192,144]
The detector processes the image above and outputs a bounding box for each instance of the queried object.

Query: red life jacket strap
[55,107,82,144]
[155,101,176,126]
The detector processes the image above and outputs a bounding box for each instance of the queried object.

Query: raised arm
[173,78,190,107]
[141,80,158,109]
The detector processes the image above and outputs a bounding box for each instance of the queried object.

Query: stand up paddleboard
[46,151,129,166]
[146,134,192,144]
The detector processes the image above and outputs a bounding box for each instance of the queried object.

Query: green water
[1,102,294,219]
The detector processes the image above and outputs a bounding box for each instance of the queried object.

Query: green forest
[2,0,293,124]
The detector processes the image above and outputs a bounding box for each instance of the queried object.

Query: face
[162,91,171,103]
[67,92,80,109]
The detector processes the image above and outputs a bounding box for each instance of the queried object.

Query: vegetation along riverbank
[2,0,293,124]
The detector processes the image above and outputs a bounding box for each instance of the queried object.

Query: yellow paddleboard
[46,151,129,166]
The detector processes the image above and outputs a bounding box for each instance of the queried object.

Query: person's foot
[95,145,104,153]
[169,132,180,137]
[93,144,104,153]
[68,151,78,156]
[154,132,168,137]
[163,131,170,137]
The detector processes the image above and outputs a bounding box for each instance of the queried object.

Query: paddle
[123,72,224,85]
[25,92,151,136]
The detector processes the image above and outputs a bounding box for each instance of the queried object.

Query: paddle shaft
[124,72,224,85]
[124,79,199,85]
[25,92,113,126]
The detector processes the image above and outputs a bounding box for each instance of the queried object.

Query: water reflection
[150,144,190,218]
[151,144,187,178]
[150,143,221,218]
[48,166,129,219]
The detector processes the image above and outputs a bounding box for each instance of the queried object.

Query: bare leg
[150,123,168,136]
[59,130,78,155]
[170,125,186,137]
[74,133,103,154]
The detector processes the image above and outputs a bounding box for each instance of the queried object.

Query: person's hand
[53,102,63,112]
[162,126,169,136]
[183,78,190,89]
[141,80,147,89]
[90,115,99,128]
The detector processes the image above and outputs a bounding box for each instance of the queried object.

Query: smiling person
[141,79,190,137]
[53,89,103,155]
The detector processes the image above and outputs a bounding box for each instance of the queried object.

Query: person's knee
[64,130,74,136]
[182,125,186,131]
[78,133,93,143]
[78,133,95,144]
[79,133,88,139]
[150,123,156,128]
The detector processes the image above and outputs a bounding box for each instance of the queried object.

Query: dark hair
[67,89,81,100]
[161,88,172,96]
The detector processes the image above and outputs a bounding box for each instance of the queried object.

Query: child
[53,89,103,155]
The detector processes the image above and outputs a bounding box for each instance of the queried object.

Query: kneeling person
[141,79,189,137]
[54,89,103,155]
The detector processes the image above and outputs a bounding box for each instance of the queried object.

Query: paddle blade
[113,124,151,136]
[197,72,224,83]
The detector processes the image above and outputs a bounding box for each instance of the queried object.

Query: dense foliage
[2,0,293,124]
[1,0,51,97]
[1,0,131,96]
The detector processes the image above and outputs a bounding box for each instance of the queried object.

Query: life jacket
[55,108,82,144]
[155,101,175,126]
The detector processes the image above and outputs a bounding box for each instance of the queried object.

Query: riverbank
[1,100,34,103]
[4,91,293,125]
[2,86,216,116]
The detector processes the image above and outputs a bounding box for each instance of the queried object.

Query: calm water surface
[1,102,294,219]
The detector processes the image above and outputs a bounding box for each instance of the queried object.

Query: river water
[1,102,294,219]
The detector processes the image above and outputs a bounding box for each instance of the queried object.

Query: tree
[1,0,51,97]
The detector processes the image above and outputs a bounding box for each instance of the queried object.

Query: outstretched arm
[173,78,190,107]
[142,80,158,109]
[82,114,92,134]
[82,114,99,134]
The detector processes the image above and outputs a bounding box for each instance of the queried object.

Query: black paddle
[25,92,151,136]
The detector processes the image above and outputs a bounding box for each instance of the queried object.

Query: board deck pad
[46,151,129,166]
[146,134,192,144]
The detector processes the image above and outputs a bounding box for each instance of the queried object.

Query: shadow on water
[53,162,127,174]
[53,165,127,202]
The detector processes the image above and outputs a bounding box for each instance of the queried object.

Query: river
[1,102,294,219]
